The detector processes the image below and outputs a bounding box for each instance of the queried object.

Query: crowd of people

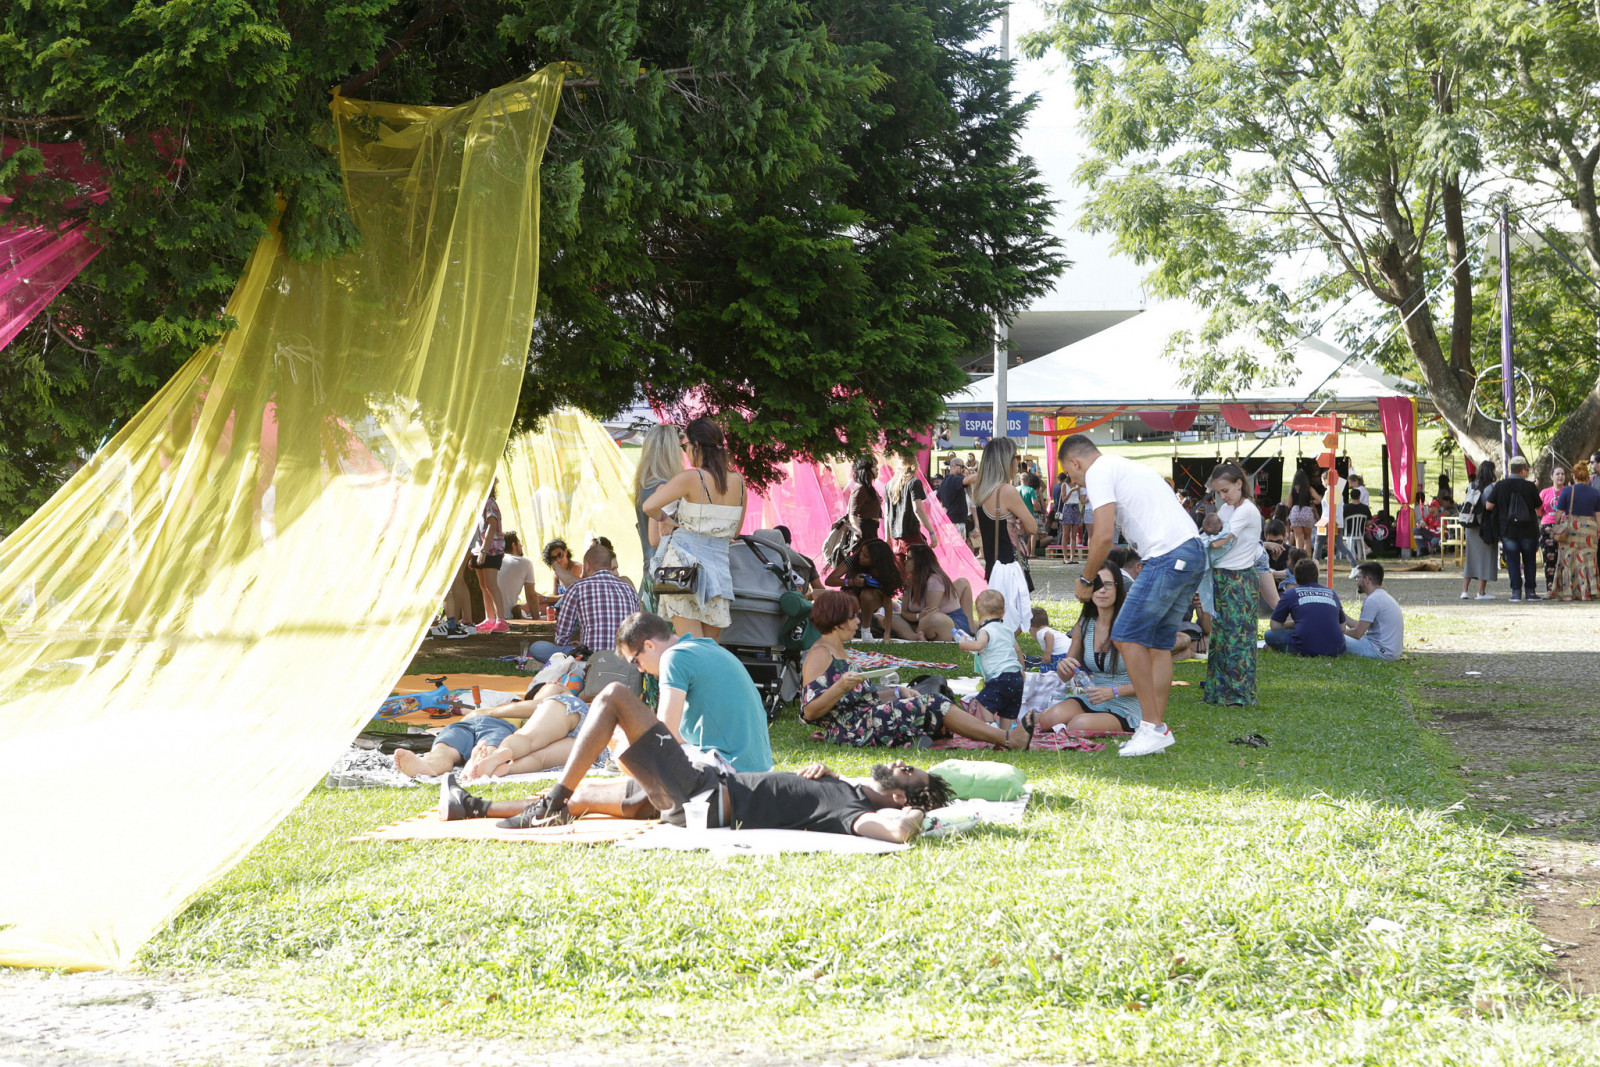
[418,414,1487,828]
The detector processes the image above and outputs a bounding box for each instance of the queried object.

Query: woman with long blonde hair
[634,424,684,571]
[885,453,940,558]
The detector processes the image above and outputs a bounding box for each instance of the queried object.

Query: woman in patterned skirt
[800,591,1030,750]
[1551,463,1600,601]
[1202,463,1261,707]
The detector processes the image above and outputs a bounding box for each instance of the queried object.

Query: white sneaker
[1458,591,1470,600]
[1476,593,1495,600]
[1120,721,1176,758]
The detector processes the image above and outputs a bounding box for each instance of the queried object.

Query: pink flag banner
[1219,405,1275,432]
[1378,397,1417,549]
[1135,405,1199,433]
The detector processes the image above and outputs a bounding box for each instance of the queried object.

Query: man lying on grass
[439,677,954,844]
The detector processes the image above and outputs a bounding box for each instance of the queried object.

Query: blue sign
[958,411,1028,439]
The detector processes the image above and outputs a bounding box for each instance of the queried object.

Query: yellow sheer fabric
[496,413,643,591]
[0,68,562,970]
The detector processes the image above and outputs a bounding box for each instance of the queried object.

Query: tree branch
[340,2,464,96]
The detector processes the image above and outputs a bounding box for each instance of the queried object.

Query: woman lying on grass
[1037,566,1143,735]
[392,682,597,780]
[800,591,1031,751]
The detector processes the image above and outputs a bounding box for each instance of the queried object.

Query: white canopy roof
[953,300,1420,412]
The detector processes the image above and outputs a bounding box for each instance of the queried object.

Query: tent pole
[990,5,1010,449]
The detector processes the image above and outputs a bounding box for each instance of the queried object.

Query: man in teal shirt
[651,624,774,772]
[467,611,774,829]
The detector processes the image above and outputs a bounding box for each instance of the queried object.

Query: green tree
[1026,0,1600,467]
[0,0,1063,528]
[1474,0,1600,474]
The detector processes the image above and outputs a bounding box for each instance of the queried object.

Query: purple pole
[1500,208,1519,462]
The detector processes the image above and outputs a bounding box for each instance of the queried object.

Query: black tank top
[977,497,1015,580]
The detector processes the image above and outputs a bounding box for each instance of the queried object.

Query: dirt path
[1380,569,1600,996]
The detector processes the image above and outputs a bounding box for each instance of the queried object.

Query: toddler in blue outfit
[957,589,1029,727]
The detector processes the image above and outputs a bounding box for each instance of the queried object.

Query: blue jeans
[528,640,574,663]
[1500,534,1539,596]
[1344,634,1396,660]
[1263,628,1295,652]
[1112,538,1207,650]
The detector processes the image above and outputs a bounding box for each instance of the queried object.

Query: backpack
[1458,487,1481,527]
[1501,482,1533,524]
[822,515,859,569]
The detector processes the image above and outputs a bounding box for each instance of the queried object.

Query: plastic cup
[682,791,711,831]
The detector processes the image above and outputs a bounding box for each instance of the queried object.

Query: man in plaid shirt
[554,542,641,652]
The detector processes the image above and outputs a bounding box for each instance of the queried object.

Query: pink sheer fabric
[740,457,987,595]
[0,141,109,351]
[742,460,847,562]
[1378,397,1417,549]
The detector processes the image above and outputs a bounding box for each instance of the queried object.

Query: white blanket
[948,673,1060,716]
[617,792,1031,854]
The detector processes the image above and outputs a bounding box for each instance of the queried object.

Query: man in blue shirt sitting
[1264,560,1347,657]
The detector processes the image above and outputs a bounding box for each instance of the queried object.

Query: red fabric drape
[1135,405,1198,432]
[1378,397,1417,549]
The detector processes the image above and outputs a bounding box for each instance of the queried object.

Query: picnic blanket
[844,649,959,672]
[327,745,618,788]
[932,727,1120,751]
[350,811,653,845]
[392,673,529,695]
[618,790,1031,854]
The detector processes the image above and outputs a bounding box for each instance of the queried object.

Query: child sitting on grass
[957,589,1032,731]
[1027,606,1069,672]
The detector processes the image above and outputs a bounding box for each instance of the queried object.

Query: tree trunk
[1442,173,1475,388]
[1389,293,1501,463]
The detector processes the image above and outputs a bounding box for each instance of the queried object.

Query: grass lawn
[139,617,1599,1065]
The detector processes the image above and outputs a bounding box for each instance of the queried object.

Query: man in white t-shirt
[498,532,542,618]
[1342,560,1404,660]
[1058,434,1205,757]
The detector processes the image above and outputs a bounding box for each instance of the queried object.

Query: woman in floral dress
[800,591,1030,750]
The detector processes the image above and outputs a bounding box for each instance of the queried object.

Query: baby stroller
[719,530,819,720]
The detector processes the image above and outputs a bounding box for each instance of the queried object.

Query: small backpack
[1502,483,1533,524]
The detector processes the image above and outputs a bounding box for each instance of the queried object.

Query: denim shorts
[947,608,971,634]
[1112,538,1207,650]
[538,689,591,739]
[434,715,517,759]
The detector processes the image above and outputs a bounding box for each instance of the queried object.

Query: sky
[999,2,1150,314]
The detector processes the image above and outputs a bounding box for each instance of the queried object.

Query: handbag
[1551,517,1573,544]
[651,532,702,594]
[651,561,701,595]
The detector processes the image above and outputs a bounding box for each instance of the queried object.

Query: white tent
[953,300,1420,414]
